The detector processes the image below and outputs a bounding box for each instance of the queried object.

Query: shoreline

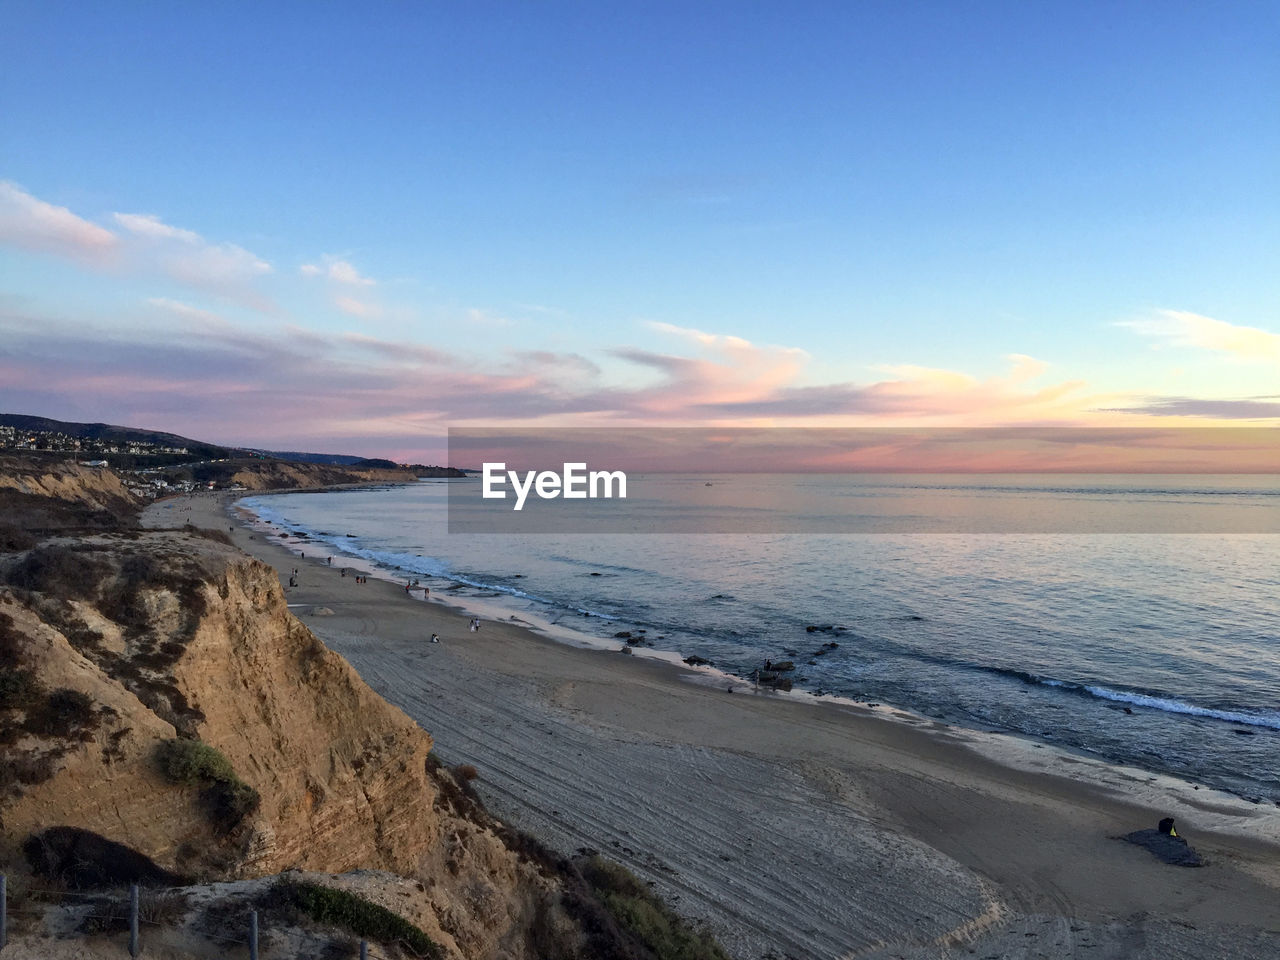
[239,485,1280,808]
[146,490,1280,959]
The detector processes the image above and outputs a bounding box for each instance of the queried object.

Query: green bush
[155,738,260,828]
[273,879,443,959]
[156,738,238,785]
[580,857,730,960]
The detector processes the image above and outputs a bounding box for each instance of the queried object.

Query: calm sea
[242,476,1280,802]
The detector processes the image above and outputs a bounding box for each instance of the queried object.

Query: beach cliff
[0,458,713,959]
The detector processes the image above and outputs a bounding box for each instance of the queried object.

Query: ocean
[241,475,1280,803]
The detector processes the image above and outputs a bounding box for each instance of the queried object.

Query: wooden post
[360,939,368,960]
[249,909,259,960]
[128,884,139,958]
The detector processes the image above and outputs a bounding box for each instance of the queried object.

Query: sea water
[242,476,1280,802]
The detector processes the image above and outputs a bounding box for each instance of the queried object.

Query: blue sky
[1,1,1277,457]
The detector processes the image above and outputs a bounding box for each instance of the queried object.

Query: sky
[1,1,1277,462]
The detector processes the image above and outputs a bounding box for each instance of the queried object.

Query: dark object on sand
[1123,819,1204,867]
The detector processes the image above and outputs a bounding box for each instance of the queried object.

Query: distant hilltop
[0,413,463,478]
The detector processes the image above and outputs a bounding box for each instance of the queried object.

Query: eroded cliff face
[225,461,419,490]
[0,458,140,514]
[0,533,562,959]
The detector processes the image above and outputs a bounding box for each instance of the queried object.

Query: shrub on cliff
[0,669,38,710]
[3,544,109,600]
[155,738,260,828]
[269,878,444,959]
[0,523,37,551]
[156,738,237,784]
[578,856,731,960]
[23,688,99,739]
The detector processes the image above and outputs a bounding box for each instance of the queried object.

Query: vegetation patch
[155,738,260,829]
[570,856,731,960]
[184,524,236,546]
[0,667,38,711]
[269,878,444,959]
[3,544,110,600]
[0,523,37,551]
[23,687,100,739]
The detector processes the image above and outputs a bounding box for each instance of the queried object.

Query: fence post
[1,873,7,952]
[249,909,258,960]
[360,939,368,960]
[128,884,139,958]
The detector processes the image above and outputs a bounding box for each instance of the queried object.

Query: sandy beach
[145,491,1280,959]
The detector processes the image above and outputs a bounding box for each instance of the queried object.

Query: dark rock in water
[589,572,602,576]
[1232,729,1255,736]
[805,624,835,633]
[812,649,828,656]
[626,636,644,646]
[683,655,711,666]
[770,661,795,672]
[808,659,818,665]
[825,641,839,649]
[1122,707,1133,714]
[613,631,632,639]
[1123,829,1204,867]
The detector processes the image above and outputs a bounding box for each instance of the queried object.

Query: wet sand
[145,492,1280,959]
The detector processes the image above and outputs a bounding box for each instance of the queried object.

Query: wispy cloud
[1121,310,1280,364]
[113,209,272,306]
[0,302,1272,463]
[300,256,376,286]
[112,212,201,244]
[300,254,382,317]
[0,181,118,261]
[334,295,381,318]
[146,297,225,325]
[466,308,512,327]
[0,184,273,309]
[1105,396,1280,419]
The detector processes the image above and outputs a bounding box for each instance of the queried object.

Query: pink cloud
[1,304,1275,463]
[0,181,118,261]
